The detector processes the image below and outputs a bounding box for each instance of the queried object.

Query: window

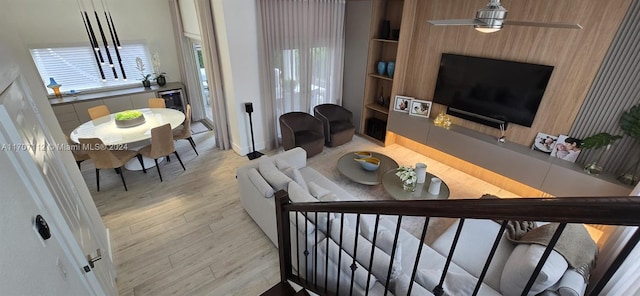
[30,44,152,95]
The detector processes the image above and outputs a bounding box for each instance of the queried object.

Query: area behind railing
[270,192,640,296]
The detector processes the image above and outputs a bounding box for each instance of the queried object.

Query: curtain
[168,0,231,150]
[258,0,346,148]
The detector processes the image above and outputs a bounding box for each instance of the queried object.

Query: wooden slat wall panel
[397,0,631,147]
[570,0,640,175]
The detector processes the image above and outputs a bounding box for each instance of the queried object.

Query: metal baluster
[385,215,403,295]
[435,218,466,296]
[336,213,345,295]
[409,217,431,296]
[325,211,330,293]
[473,220,508,295]
[295,211,300,281]
[350,214,361,296]
[304,211,310,286]
[314,212,319,289]
[365,214,381,296]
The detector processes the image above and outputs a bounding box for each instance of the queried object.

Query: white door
[0,66,116,295]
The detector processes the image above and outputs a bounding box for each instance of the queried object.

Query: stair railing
[273,191,640,296]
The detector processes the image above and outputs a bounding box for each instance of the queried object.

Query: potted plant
[395,165,417,192]
[152,52,167,86]
[581,132,623,175]
[136,57,152,88]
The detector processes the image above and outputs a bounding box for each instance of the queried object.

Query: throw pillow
[308,181,332,199]
[283,167,308,192]
[258,158,292,191]
[375,228,403,263]
[275,158,292,171]
[328,219,402,282]
[500,244,568,296]
[287,181,332,232]
[247,168,275,198]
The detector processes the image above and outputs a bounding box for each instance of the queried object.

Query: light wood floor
[82,132,516,296]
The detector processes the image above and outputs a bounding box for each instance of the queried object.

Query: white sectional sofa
[236,147,589,296]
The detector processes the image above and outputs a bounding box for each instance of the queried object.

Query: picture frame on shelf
[393,95,413,113]
[531,132,558,154]
[409,99,432,118]
[550,135,582,163]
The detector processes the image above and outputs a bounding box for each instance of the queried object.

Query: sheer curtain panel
[258,0,345,148]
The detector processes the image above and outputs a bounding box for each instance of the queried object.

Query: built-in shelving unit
[360,0,405,145]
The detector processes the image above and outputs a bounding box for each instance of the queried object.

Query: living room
[1,0,639,295]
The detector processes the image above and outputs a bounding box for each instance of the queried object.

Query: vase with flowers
[396,165,417,192]
[152,52,167,86]
[136,57,152,88]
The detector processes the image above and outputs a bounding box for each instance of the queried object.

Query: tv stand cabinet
[389,119,632,197]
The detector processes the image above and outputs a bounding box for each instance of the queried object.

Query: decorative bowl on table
[115,110,146,128]
[354,151,372,158]
[354,157,380,171]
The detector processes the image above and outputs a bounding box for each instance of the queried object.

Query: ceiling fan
[427,0,583,33]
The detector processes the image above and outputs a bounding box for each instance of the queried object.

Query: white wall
[3,0,181,89]
[212,0,264,156]
[0,6,108,294]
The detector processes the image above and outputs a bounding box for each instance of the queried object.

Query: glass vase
[403,180,416,192]
[584,144,612,175]
[617,157,640,186]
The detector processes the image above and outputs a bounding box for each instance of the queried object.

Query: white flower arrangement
[135,57,151,81]
[395,165,417,185]
[151,52,166,78]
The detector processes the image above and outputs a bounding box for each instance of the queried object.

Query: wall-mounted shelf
[366,103,389,115]
[368,73,394,81]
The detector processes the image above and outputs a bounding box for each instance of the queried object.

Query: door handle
[87,249,102,268]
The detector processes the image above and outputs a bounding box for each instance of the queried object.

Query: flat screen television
[432,53,553,128]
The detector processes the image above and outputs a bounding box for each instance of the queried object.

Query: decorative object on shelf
[377,85,385,106]
[77,0,126,81]
[354,151,372,158]
[443,114,452,129]
[114,110,146,128]
[396,165,417,192]
[550,135,582,163]
[377,61,387,76]
[581,132,622,175]
[136,57,152,88]
[47,77,63,98]
[354,157,380,171]
[428,177,442,195]
[498,123,506,143]
[387,61,395,78]
[434,111,445,126]
[151,52,167,86]
[415,163,427,183]
[392,29,400,40]
[409,99,432,118]
[617,104,640,184]
[380,20,391,39]
[393,95,413,113]
[531,132,558,154]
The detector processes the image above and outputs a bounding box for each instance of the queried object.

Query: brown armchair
[313,104,355,147]
[279,112,324,158]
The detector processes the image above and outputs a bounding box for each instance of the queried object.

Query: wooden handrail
[279,196,640,226]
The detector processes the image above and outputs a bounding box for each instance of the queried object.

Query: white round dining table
[70,108,185,170]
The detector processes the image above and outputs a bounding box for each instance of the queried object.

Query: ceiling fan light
[475,27,501,33]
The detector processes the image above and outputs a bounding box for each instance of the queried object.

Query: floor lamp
[245,103,263,160]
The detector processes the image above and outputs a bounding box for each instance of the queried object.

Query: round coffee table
[337,152,399,185]
[382,170,450,200]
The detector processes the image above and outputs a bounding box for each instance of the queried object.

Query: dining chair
[138,123,186,182]
[87,105,110,120]
[172,104,198,155]
[65,135,90,170]
[148,98,166,108]
[78,138,143,191]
